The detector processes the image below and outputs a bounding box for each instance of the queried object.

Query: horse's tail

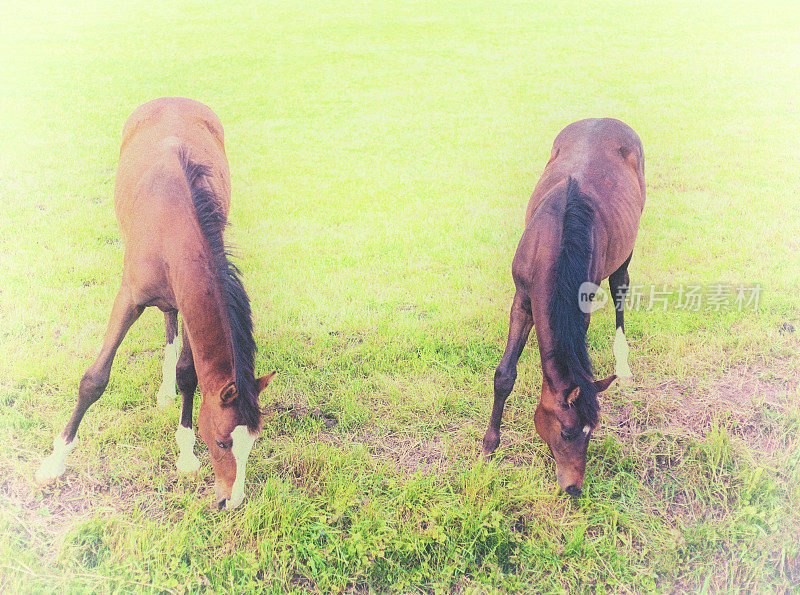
[547,177,599,427]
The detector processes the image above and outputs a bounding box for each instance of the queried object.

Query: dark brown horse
[482,118,645,495]
[36,98,274,509]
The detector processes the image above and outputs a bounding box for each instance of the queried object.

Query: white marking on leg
[156,337,179,407]
[35,435,77,484]
[175,424,201,473]
[583,425,590,434]
[613,327,632,379]
[226,425,258,510]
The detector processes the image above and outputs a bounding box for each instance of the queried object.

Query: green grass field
[2,0,799,592]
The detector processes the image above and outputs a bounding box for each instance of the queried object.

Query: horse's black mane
[179,149,260,431]
[547,177,600,427]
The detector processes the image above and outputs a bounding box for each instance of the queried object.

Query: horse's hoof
[35,460,65,485]
[480,441,499,460]
[176,455,201,474]
[616,373,633,386]
[35,436,75,485]
[156,391,175,408]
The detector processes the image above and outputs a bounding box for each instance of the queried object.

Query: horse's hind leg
[36,285,142,483]
[609,254,633,380]
[174,325,200,473]
[156,309,179,407]
[482,291,534,457]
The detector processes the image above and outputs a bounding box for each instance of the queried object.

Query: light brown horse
[482,118,646,495]
[36,98,274,509]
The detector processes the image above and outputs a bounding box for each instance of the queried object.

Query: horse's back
[119,98,225,159]
[113,98,231,307]
[521,118,645,280]
[116,98,230,220]
[527,118,644,222]
[552,118,643,168]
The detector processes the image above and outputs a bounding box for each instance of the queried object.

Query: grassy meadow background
[1,0,799,591]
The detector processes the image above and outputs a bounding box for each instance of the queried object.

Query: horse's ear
[256,371,276,394]
[221,381,238,404]
[565,386,580,407]
[593,375,617,393]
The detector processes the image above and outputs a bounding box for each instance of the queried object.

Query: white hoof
[157,338,179,407]
[175,425,199,473]
[612,328,632,383]
[35,457,66,484]
[176,454,201,474]
[35,435,76,484]
[156,386,176,408]
[615,362,633,380]
[615,369,633,385]
[225,493,245,510]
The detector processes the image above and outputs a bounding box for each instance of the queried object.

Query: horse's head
[198,372,275,510]
[534,375,616,496]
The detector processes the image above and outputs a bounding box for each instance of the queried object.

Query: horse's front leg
[482,290,534,457]
[174,325,200,473]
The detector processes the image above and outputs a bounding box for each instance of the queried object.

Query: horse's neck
[171,255,234,397]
